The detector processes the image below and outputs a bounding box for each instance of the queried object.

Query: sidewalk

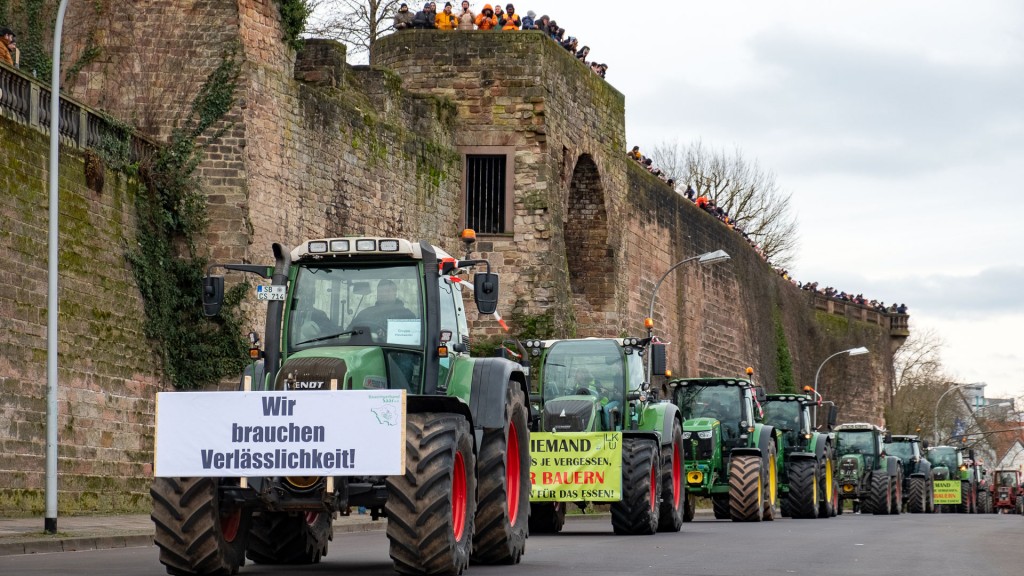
[0,511,385,557]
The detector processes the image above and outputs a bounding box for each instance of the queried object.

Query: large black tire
[907,478,926,513]
[890,471,902,515]
[472,384,531,564]
[818,454,835,519]
[728,455,763,522]
[978,490,992,514]
[246,510,332,565]
[762,442,778,521]
[869,473,891,516]
[387,413,477,576]
[610,437,661,535]
[712,495,730,519]
[787,459,819,519]
[780,495,792,518]
[151,477,250,576]
[657,420,685,532]
[836,497,844,515]
[957,482,970,514]
[683,492,696,522]
[528,502,565,534]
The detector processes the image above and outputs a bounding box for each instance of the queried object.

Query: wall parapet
[811,292,910,337]
[0,63,153,162]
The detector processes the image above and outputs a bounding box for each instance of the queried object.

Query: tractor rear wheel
[246,510,332,565]
[907,478,926,513]
[869,473,891,516]
[151,477,250,576]
[787,459,819,519]
[528,502,565,534]
[957,482,970,514]
[386,413,476,576]
[978,490,992,514]
[657,420,685,532]
[611,437,661,535]
[712,496,729,519]
[890,471,903,515]
[472,384,530,564]
[728,455,763,522]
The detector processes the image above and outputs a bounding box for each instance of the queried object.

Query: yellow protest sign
[933,480,962,504]
[529,432,621,502]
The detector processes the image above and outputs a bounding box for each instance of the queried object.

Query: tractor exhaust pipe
[264,242,291,385]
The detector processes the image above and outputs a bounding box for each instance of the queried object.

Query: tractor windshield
[928,448,959,471]
[542,340,625,407]
[288,264,423,351]
[884,441,915,462]
[762,400,803,434]
[676,384,744,424]
[996,471,1017,488]
[836,431,875,456]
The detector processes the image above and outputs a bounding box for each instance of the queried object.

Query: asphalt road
[1,513,1021,576]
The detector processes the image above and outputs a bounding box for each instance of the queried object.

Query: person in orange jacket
[435,2,458,30]
[475,4,498,30]
[500,4,521,30]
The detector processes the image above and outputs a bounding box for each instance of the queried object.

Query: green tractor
[883,435,934,513]
[761,391,837,519]
[926,446,978,513]
[151,232,532,576]
[521,337,685,535]
[834,423,902,515]
[668,373,781,522]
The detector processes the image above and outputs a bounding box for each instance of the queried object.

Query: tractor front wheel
[683,491,696,522]
[907,477,926,513]
[386,413,477,575]
[610,437,661,535]
[890,470,903,515]
[728,455,763,522]
[657,420,685,532]
[787,459,819,519]
[246,510,332,565]
[762,442,778,521]
[528,502,565,534]
[472,384,531,564]
[869,473,891,516]
[151,477,250,576]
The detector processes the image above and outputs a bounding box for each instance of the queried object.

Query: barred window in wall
[465,155,507,234]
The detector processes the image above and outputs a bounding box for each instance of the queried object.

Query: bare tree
[883,329,965,440]
[306,0,400,61]
[648,139,799,268]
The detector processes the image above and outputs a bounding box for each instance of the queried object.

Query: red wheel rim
[220,509,241,543]
[649,460,658,511]
[672,441,682,508]
[507,420,521,525]
[452,450,467,540]
[305,511,320,525]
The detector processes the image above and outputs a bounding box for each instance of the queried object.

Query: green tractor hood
[275,346,388,391]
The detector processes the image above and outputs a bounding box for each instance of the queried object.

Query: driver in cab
[349,279,416,338]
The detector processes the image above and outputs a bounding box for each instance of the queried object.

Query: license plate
[256,285,286,301]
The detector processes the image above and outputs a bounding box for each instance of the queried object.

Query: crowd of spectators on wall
[628,144,907,317]
[394,3,608,78]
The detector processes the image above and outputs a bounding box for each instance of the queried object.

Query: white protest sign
[154,390,405,477]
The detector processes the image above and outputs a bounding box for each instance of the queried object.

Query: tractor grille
[275,357,347,391]
[690,436,714,460]
[544,399,594,432]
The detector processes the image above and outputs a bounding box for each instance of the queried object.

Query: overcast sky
[487,0,1022,400]
[330,1,1024,399]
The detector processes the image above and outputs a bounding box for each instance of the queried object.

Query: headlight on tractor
[682,431,692,439]
[687,470,704,485]
[697,430,713,440]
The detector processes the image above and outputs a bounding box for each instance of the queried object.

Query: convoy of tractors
[151,230,1024,576]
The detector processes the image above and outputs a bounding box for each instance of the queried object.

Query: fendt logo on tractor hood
[288,380,327,390]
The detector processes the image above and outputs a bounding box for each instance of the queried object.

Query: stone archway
[564,155,615,328]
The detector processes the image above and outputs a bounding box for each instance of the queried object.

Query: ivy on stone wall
[774,307,795,393]
[277,0,309,51]
[127,51,250,389]
[11,0,51,78]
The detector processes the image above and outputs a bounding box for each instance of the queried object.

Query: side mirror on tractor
[649,343,667,376]
[203,276,225,317]
[474,272,500,315]
[884,430,893,443]
[754,386,767,404]
[828,405,839,428]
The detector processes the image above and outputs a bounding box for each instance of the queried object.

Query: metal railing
[0,62,152,162]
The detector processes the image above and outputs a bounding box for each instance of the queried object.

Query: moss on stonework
[774,307,795,393]
[814,310,851,335]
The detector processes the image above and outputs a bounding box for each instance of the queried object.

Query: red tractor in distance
[991,468,1024,514]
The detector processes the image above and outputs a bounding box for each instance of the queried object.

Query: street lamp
[933,383,972,446]
[812,346,869,425]
[644,249,730,380]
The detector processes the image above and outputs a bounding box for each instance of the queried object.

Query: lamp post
[933,383,972,446]
[644,249,730,380]
[812,346,869,425]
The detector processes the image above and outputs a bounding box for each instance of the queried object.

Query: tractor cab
[762,394,815,454]
[884,435,930,481]
[926,446,964,481]
[671,378,760,449]
[524,337,650,433]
